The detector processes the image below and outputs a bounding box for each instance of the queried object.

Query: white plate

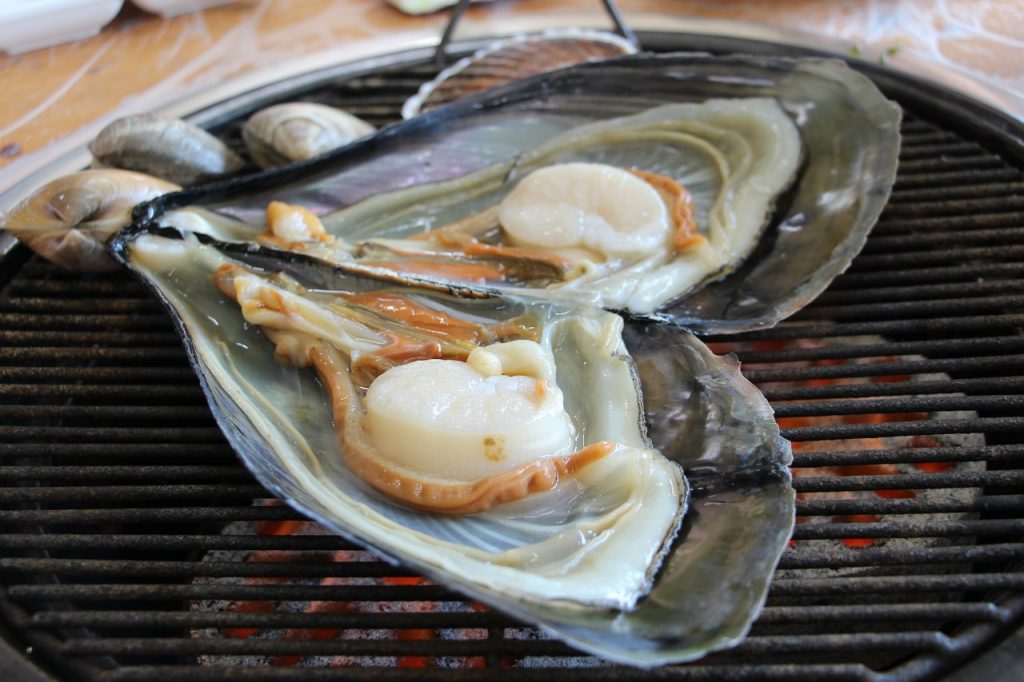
[0,0,122,54]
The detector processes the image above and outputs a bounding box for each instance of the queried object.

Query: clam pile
[1,48,901,666]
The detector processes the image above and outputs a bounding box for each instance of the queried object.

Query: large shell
[402,29,637,118]
[132,53,900,335]
[109,222,792,666]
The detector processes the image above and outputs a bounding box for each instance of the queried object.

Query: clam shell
[402,29,637,118]
[109,222,792,666]
[1,169,179,272]
[137,53,900,334]
[242,102,376,169]
[89,114,245,186]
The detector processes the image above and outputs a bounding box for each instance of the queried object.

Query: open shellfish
[137,53,900,334]
[110,221,792,665]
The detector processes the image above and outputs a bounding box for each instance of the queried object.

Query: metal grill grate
[2,47,1024,682]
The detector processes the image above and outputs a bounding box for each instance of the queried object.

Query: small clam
[242,103,376,169]
[89,114,244,186]
[2,169,179,272]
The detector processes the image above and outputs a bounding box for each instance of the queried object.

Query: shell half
[109,222,793,666]
[132,53,900,334]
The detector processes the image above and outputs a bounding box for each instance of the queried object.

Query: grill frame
[2,28,1024,681]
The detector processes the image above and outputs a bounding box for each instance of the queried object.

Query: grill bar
[0,443,230,457]
[0,485,268,503]
[0,366,194,381]
[9,584,457,602]
[894,167,1023,189]
[0,346,185,362]
[888,181,1024,201]
[873,213,1023,234]
[792,445,1024,467]
[813,280,1024,304]
[0,384,204,400]
[0,534,360,552]
[865,227,1024,251]
[781,417,1024,441]
[9,574,1024,604]
[897,142,983,159]
[0,426,225,442]
[790,519,1024,540]
[25,602,1008,630]
[892,154,1004,173]
[95,666,883,682]
[761,376,1024,401]
[793,496,1024,515]
[830,263,1024,288]
[0,507,295,525]
[0,406,212,421]
[774,395,1022,418]
[0,313,172,330]
[712,314,1024,341]
[56,632,955,657]
[0,465,253,483]
[779,543,1024,569]
[0,330,179,345]
[769,574,1024,595]
[729,336,1024,363]
[745,356,1024,381]
[2,558,412,579]
[789,469,1023,492]
[2,493,1016,525]
[790,295,1024,321]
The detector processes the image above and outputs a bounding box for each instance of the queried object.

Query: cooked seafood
[355,97,801,314]
[1,169,179,271]
[140,53,901,331]
[110,220,793,665]
[72,52,889,664]
[185,98,800,316]
[402,29,637,118]
[121,228,687,605]
[142,54,897,333]
[242,103,375,168]
[89,114,244,185]
[211,263,628,515]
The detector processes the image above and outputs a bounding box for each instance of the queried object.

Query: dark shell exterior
[402,29,637,118]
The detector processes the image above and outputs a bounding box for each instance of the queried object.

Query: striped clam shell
[402,29,637,118]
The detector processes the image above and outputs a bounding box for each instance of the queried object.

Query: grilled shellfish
[5,52,900,665]
[111,222,792,665]
[140,54,899,334]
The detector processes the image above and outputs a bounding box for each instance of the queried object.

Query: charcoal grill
[1,22,1023,682]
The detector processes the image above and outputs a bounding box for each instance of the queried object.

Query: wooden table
[0,0,1020,188]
